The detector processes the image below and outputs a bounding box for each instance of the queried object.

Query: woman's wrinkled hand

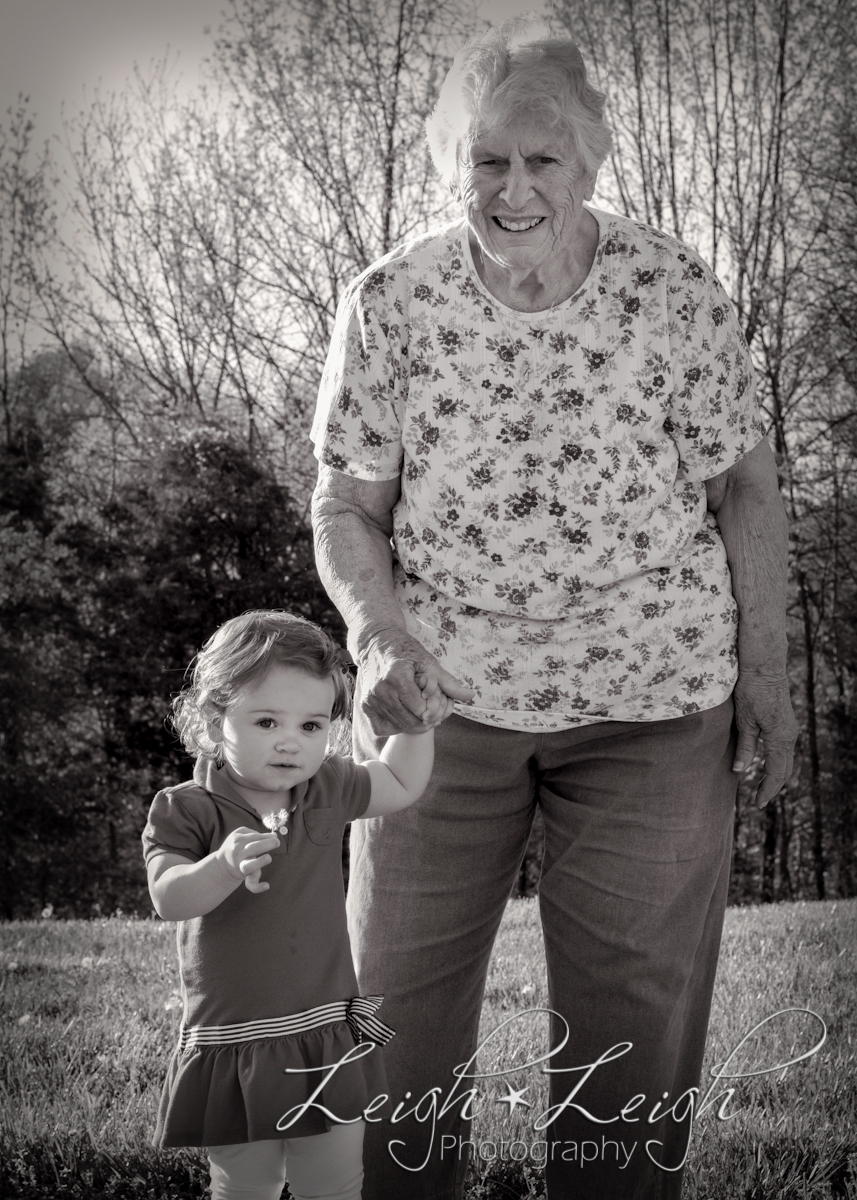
[358,630,474,736]
[216,828,280,894]
[732,672,798,808]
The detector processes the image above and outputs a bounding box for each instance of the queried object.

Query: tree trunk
[797,566,825,898]
[761,802,778,902]
[777,791,793,899]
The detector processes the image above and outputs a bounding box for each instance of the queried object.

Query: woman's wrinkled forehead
[426,26,611,188]
[460,81,584,182]
[465,100,570,153]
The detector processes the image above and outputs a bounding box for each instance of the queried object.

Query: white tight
[208,1121,364,1200]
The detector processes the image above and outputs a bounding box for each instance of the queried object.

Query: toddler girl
[143,610,446,1200]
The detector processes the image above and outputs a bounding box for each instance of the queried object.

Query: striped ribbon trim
[179,995,394,1053]
[344,995,395,1046]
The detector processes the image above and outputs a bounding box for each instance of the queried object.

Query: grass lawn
[1,899,855,1198]
[470,899,857,1198]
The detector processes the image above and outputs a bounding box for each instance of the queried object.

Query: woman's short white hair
[426,15,612,188]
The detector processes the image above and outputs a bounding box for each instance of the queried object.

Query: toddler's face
[216,664,336,812]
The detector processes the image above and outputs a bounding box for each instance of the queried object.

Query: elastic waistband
[179,995,394,1052]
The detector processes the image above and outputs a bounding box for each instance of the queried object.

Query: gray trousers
[349,697,737,1199]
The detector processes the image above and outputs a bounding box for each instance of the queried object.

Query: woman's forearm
[706,440,789,675]
[311,465,474,733]
[706,438,797,803]
[311,468,409,658]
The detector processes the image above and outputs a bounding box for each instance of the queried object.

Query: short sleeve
[666,247,766,481]
[311,266,407,481]
[142,786,214,866]
[319,755,372,822]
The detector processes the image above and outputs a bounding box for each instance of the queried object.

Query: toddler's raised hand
[415,672,457,727]
[217,828,279,894]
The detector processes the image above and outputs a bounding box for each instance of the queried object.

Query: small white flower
[81,957,93,968]
[41,904,54,919]
[18,1014,31,1024]
[7,961,18,971]
[164,993,182,1011]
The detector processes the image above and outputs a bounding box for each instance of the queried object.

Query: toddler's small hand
[243,868,267,895]
[217,827,279,894]
[415,672,456,727]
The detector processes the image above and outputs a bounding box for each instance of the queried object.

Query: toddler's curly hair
[172,610,352,760]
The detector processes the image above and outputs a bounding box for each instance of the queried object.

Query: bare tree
[212,0,469,380]
[35,0,472,500]
[0,98,55,448]
[558,0,857,898]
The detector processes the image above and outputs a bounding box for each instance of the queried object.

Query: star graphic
[495,1083,533,1115]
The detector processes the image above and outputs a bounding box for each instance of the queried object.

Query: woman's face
[458,114,594,274]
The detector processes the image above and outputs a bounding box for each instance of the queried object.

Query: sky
[0,0,548,144]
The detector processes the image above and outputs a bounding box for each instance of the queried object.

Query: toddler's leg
[284,1121,364,1200]
[208,1139,287,1200]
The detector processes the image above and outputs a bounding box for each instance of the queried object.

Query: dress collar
[193,757,311,817]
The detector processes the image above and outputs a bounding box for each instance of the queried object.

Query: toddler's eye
[302,721,322,732]
[257,718,275,729]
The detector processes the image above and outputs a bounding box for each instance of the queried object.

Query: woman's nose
[499,163,535,209]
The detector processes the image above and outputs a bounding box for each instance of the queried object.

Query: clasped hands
[357,630,474,737]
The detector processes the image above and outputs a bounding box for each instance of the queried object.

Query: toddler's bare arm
[148,828,279,920]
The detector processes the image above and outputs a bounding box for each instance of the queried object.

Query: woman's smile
[492,215,546,231]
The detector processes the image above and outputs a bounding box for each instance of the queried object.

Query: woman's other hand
[732,673,798,809]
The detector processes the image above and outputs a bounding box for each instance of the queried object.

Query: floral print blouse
[312,208,766,730]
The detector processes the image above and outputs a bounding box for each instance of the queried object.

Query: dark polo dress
[142,756,389,1147]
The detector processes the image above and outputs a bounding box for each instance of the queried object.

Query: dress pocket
[303,809,340,846]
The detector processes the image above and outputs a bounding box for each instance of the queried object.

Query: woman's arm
[147,828,280,921]
[360,727,436,817]
[705,438,798,807]
[312,465,473,735]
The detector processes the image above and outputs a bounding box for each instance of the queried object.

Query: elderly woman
[311,18,796,1200]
